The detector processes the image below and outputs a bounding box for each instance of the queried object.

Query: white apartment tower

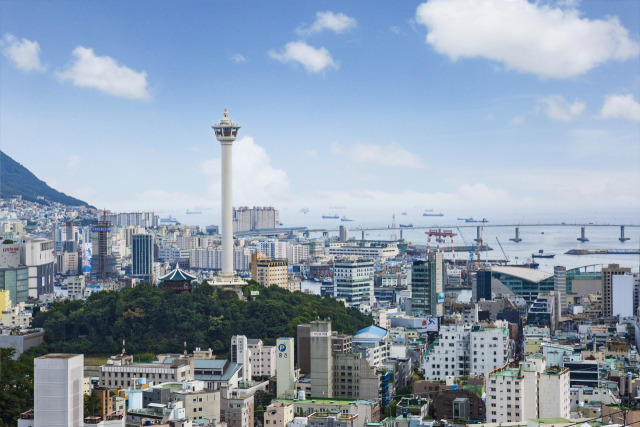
[34,353,84,427]
[334,259,374,310]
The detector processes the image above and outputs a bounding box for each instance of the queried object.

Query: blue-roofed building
[193,359,242,391]
[353,326,390,368]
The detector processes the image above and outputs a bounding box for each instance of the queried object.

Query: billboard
[82,243,92,273]
[311,332,329,337]
[437,292,445,304]
[425,317,439,332]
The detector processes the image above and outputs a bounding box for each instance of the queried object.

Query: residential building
[254,258,288,289]
[352,325,390,369]
[98,354,192,389]
[265,402,294,427]
[233,206,279,232]
[248,338,276,379]
[334,259,374,310]
[231,335,252,383]
[221,387,254,427]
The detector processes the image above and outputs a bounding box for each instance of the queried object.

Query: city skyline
[1,0,639,227]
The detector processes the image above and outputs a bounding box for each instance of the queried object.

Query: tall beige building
[254,258,288,289]
[602,264,631,316]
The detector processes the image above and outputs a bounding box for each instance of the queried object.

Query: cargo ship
[399,224,413,228]
[341,216,354,221]
[322,214,339,219]
[565,249,640,255]
[423,210,444,217]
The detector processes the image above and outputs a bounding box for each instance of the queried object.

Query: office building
[476,268,492,302]
[297,324,311,375]
[21,239,55,298]
[339,225,349,242]
[34,354,84,427]
[411,252,444,316]
[310,320,333,398]
[334,259,374,310]
[91,216,114,281]
[554,266,567,318]
[612,274,634,318]
[132,234,154,283]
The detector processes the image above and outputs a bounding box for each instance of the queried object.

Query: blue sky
[1,0,639,227]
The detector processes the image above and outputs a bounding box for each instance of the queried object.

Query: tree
[0,349,34,427]
[84,392,102,417]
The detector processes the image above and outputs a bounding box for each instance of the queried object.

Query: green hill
[0,150,91,207]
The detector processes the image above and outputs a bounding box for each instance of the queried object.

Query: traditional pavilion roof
[159,266,197,282]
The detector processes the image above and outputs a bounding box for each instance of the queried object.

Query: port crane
[496,236,509,263]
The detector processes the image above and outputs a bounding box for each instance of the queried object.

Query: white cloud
[297,11,357,35]
[57,46,150,100]
[200,136,290,204]
[231,53,246,63]
[332,142,425,169]
[269,41,338,73]
[510,115,525,125]
[415,0,640,78]
[1,33,45,72]
[66,155,81,170]
[538,95,585,121]
[598,94,640,121]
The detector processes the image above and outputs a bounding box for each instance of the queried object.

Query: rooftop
[38,353,81,359]
[491,266,553,283]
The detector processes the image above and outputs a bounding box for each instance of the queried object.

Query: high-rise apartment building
[334,259,374,309]
[132,234,154,283]
[411,252,444,316]
[476,268,492,302]
[233,206,280,232]
[602,264,631,316]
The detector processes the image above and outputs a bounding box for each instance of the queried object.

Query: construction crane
[496,236,509,263]
[477,218,487,264]
[456,227,476,262]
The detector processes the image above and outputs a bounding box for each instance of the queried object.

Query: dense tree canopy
[31,281,373,356]
[0,349,35,427]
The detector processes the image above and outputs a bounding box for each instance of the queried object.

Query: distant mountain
[0,150,92,207]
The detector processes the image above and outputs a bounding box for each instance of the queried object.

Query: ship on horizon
[322,214,339,219]
[423,210,444,217]
[341,216,354,222]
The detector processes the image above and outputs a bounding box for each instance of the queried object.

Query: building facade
[334,260,374,310]
[411,252,444,317]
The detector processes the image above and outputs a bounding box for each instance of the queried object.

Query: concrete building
[423,324,511,380]
[339,225,349,242]
[264,402,294,427]
[352,325,390,369]
[554,266,567,319]
[276,337,295,397]
[34,353,84,427]
[485,356,569,424]
[132,234,154,283]
[297,324,311,375]
[411,252,444,317]
[612,274,634,317]
[141,381,220,424]
[254,258,288,289]
[231,335,252,383]
[602,264,631,316]
[20,239,55,299]
[66,275,85,300]
[333,353,379,401]
[233,206,280,232]
[221,387,254,427]
[99,354,192,389]
[327,243,398,260]
[248,338,276,379]
[0,328,44,359]
[310,320,333,398]
[334,259,374,310]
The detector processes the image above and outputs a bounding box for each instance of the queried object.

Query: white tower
[212,109,241,279]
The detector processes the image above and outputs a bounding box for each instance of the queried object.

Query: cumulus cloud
[57,46,150,100]
[1,33,45,72]
[297,11,357,35]
[332,142,425,169]
[415,0,640,78]
[200,136,290,204]
[538,95,585,121]
[598,94,640,121]
[269,41,338,73]
[231,53,246,63]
